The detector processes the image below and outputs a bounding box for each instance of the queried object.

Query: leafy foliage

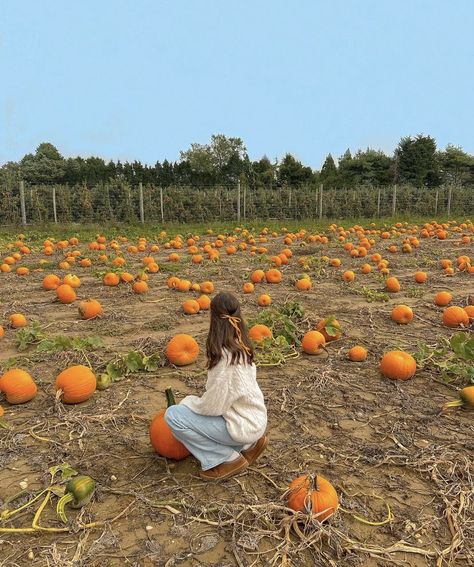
[249,301,304,345]
[349,285,390,302]
[103,351,161,381]
[16,323,103,353]
[253,335,299,367]
[415,333,474,384]
[16,322,46,351]
[321,315,340,337]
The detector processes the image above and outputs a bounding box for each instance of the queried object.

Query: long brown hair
[206,292,254,369]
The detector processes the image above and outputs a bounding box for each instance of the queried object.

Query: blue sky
[1,0,473,169]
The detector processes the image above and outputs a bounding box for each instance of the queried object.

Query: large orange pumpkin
[56,284,77,304]
[250,270,265,283]
[166,334,199,366]
[43,274,61,290]
[0,369,37,404]
[434,291,452,306]
[442,306,469,328]
[78,300,103,320]
[301,331,326,354]
[380,351,416,380]
[287,474,339,521]
[385,277,401,293]
[55,365,97,404]
[149,388,190,460]
[265,269,282,283]
[248,324,272,343]
[391,305,414,324]
[182,299,200,314]
[200,281,215,294]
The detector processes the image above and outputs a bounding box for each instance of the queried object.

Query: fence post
[19,180,27,225]
[237,179,241,222]
[243,182,247,220]
[434,189,439,215]
[160,187,164,223]
[52,186,58,223]
[377,187,381,217]
[447,185,452,217]
[139,182,144,223]
[319,183,323,220]
[392,185,397,216]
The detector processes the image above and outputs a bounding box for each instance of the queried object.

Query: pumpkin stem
[56,493,74,523]
[442,399,463,410]
[165,387,176,408]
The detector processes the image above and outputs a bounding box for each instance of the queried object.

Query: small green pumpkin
[57,475,96,523]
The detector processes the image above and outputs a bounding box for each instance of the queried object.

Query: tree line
[1,134,473,190]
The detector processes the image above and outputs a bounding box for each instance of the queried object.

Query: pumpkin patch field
[0,219,473,566]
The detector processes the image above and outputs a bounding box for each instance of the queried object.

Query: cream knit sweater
[179,351,267,444]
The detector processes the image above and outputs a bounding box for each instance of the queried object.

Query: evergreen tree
[395,134,440,187]
[320,154,338,187]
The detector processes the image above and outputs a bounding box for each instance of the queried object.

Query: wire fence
[0,181,473,225]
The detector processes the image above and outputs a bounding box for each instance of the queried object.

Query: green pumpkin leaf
[124,351,144,373]
[106,361,124,380]
[143,353,160,372]
[450,332,467,355]
[48,462,78,482]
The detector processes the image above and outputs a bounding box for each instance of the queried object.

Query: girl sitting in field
[165,292,268,480]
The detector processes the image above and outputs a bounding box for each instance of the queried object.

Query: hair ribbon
[221,315,252,356]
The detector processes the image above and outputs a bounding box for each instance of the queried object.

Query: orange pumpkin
[166,334,199,366]
[200,281,215,294]
[257,294,272,307]
[9,313,27,328]
[132,280,149,294]
[197,295,211,310]
[0,325,4,340]
[464,305,474,319]
[242,282,255,294]
[0,369,37,404]
[434,291,452,306]
[316,317,341,342]
[43,274,61,290]
[56,284,77,304]
[248,324,272,343]
[103,272,120,286]
[182,299,200,314]
[251,270,265,283]
[380,351,416,380]
[348,346,367,361]
[287,474,339,521]
[342,270,355,282]
[177,279,192,292]
[63,274,81,288]
[301,331,326,354]
[391,305,414,324]
[55,365,97,404]
[295,278,312,291]
[78,300,103,320]
[385,277,401,292]
[414,271,427,284]
[442,306,469,328]
[265,269,282,284]
[149,388,190,460]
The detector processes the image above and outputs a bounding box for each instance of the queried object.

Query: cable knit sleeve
[179,357,235,416]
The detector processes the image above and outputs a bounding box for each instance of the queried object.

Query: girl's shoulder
[219,349,255,369]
